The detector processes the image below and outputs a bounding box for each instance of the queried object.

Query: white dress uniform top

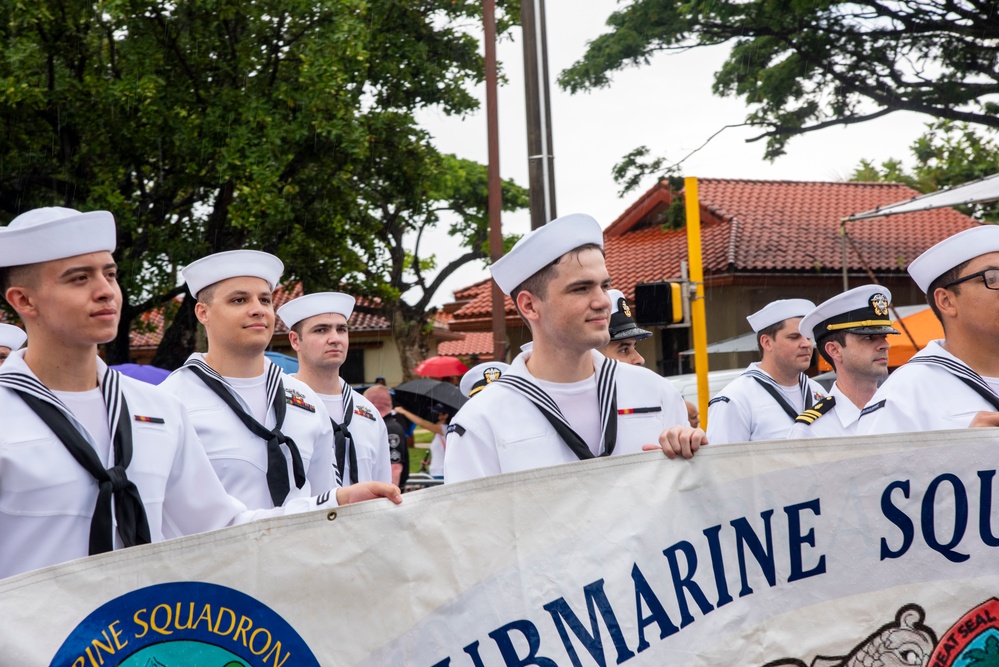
[856,340,999,434]
[444,350,689,483]
[787,383,861,439]
[855,225,999,435]
[160,354,336,508]
[706,298,821,445]
[706,363,827,444]
[0,351,335,580]
[315,380,391,484]
[277,291,391,486]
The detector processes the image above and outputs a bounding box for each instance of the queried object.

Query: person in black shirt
[364,385,410,490]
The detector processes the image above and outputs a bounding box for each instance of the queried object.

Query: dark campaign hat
[799,285,900,341]
[608,289,652,342]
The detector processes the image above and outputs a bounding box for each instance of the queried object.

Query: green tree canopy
[559,0,999,161]
[0,0,524,370]
[851,121,999,221]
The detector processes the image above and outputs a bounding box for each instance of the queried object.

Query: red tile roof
[437,331,496,358]
[608,178,980,283]
[449,178,982,323]
[130,307,169,348]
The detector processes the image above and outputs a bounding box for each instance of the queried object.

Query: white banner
[2,429,999,667]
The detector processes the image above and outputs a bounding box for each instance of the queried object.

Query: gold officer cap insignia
[869,293,889,317]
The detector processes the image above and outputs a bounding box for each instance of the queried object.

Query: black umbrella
[393,379,468,423]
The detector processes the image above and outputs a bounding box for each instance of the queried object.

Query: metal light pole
[521,0,557,229]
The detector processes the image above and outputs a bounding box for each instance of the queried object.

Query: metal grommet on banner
[326,510,337,522]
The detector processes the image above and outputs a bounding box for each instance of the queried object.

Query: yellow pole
[684,177,710,428]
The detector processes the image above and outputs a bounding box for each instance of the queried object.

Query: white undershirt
[535,375,602,456]
[225,373,270,424]
[319,394,345,422]
[986,377,999,397]
[777,382,805,414]
[53,388,112,464]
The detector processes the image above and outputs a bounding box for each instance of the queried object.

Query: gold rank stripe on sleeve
[794,395,836,425]
[794,410,823,425]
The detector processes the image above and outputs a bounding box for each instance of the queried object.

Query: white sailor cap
[0,323,26,350]
[489,213,604,295]
[182,250,284,298]
[459,361,511,398]
[607,289,652,342]
[0,207,116,267]
[799,285,899,341]
[746,299,815,333]
[908,225,999,293]
[277,292,356,329]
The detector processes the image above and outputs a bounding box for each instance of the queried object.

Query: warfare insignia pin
[354,405,376,420]
[286,390,316,412]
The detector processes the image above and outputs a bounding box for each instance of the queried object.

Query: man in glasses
[858,225,999,434]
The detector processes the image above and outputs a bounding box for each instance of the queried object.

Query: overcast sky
[413,0,933,306]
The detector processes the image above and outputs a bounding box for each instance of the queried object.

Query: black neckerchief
[332,381,359,485]
[0,368,151,555]
[183,359,306,506]
[494,356,618,461]
[745,368,814,420]
[907,355,999,411]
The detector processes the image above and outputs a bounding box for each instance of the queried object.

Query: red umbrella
[413,355,469,379]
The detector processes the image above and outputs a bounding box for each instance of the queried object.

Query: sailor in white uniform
[706,299,826,444]
[858,225,999,434]
[0,322,26,365]
[0,208,361,580]
[788,285,899,439]
[160,252,400,509]
[278,292,391,486]
[444,213,702,484]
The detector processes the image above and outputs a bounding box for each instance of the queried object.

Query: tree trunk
[150,297,199,370]
[390,305,431,383]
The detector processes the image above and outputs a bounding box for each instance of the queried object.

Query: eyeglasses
[943,269,999,291]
